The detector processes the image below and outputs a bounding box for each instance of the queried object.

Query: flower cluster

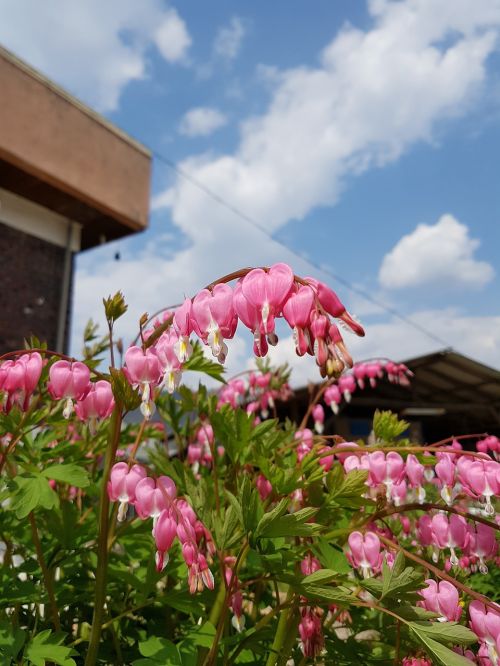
[217,367,292,419]
[0,351,42,412]
[107,462,215,593]
[322,359,413,414]
[122,263,364,418]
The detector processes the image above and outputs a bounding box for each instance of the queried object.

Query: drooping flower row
[0,354,115,431]
[321,359,413,414]
[107,462,215,594]
[123,263,364,418]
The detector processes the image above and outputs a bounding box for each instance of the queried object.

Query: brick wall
[0,220,73,354]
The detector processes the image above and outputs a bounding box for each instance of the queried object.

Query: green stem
[29,512,60,631]
[84,403,123,666]
[265,587,295,666]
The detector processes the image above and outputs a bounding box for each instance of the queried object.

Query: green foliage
[373,409,409,442]
[25,630,77,666]
[110,367,141,410]
[103,291,128,324]
[183,341,226,382]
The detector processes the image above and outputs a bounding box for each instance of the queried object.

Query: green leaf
[313,538,351,574]
[302,569,338,586]
[297,584,354,605]
[380,553,423,600]
[257,507,320,539]
[409,624,476,665]
[329,469,371,508]
[255,498,289,539]
[109,367,140,410]
[183,621,216,648]
[0,621,25,659]
[133,636,182,665]
[41,464,89,488]
[410,622,477,646]
[184,342,225,382]
[25,630,76,666]
[103,291,128,323]
[373,410,409,443]
[10,475,59,519]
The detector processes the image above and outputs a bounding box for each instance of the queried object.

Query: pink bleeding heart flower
[48,360,91,418]
[256,474,272,501]
[419,579,462,621]
[75,380,115,433]
[107,462,147,521]
[406,454,426,504]
[312,404,325,434]
[300,554,321,576]
[347,531,383,577]
[365,362,383,388]
[463,460,500,516]
[305,277,365,337]
[173,298,194,362]
[435,453,457,505]
[1,352,43,412]
[431,513,469,565]
[367,451,404,501]
[353,363,367,389]
[191,284,237,363]
[241,262,294,337]
[299,607,324,659]
[124,346,162,419]
[153,508,178,571]
[402,658,432,666]
[282,285,314,356]
[233,281,268,357]
[135,476,177,524]
[324,384,341,414]
[338,374,356,402]
[466,523,498,574]
[469,601,500,664]
[155,329,183,394]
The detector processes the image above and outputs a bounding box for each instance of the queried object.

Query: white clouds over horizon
[379,214,495,290]
[73,0,500,371]
[0,0,191,112]
[179,107,228,137]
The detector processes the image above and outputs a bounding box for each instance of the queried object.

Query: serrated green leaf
[0,621,25,658]
[329,469,371,508]
[410,622,477,646]
[409,624,476,665]
[302,569,338,586]
[25,630,76,666]
[373,410,409,443]
[184,343,225,382]
[103,291,128,323]
[257,507,320,538]
[41,464,89,488]
[313,539,351,574]
[255,498,289,539]
[10,475,59,519]
[380,554,423,600]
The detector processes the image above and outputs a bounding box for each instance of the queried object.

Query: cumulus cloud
[179,107,228,137]
[0,0,191,111]
[73,0,500,364]
[379,214,495,289]
[213,16,246,61]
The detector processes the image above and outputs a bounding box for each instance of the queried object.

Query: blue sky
[2,0,499,384]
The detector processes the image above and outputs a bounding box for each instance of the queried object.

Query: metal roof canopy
[276,350,500,438]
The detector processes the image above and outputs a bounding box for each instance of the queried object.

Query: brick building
[0,46,152,353]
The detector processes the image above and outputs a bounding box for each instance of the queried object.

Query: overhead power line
[152,149,451,349]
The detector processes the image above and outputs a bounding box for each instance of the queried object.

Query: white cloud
[0,0,191,111]
[179,107,228,137]
[73,0,500,367]
[213,16,246,61]
[379,214,495,289]
[154,9,192,63]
